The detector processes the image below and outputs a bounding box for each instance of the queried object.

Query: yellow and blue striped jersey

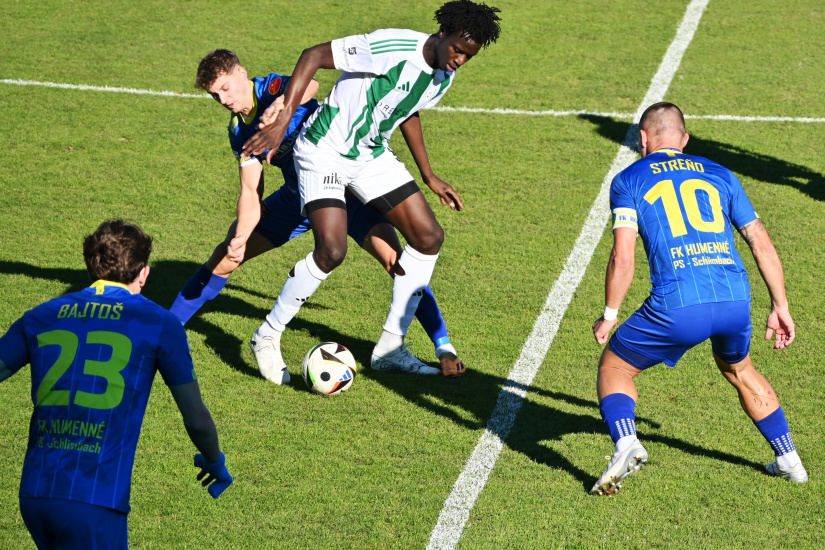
[0,282,195,513]
[610,148,758,310]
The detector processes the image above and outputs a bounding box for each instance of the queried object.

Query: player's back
[610,148,759,310]
[13,281,194,513]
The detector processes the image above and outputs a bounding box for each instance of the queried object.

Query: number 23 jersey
[610,148,759,310]
[0,281,196,513]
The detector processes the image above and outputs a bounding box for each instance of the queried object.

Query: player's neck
[240,80,254,117]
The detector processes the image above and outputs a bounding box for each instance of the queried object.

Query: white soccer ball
[302,342,357,395]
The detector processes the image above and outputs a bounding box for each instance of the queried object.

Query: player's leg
[170,185,309,325]
[348,198,464,376]
[252,205,347,381]
[589,302,702,495]
[590,344,649,495]
[169,223,274,324]
[709,299,806,482]
[713,353,807,482]
[252,145,350,384]
[347,152,443,375]
[20,496,129,549]
[367,188,443,375]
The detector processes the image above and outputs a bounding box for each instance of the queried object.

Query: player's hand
[258,96,286,129]
[592,317,617,345]
[765,306,795,349]
[243,120,288,162]
[424,175,464,211]
[194,452,233,498]
[227,236,247,264]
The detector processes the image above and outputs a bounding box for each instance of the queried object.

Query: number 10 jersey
[610,148,758,311]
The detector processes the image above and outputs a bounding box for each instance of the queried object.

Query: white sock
[777,450,802,469]
[266,252,328,330]
[436,342,457,358]
[374,330,404,356]
[382,245,438,336]
[255,320,283,342]
[615,435,637,455]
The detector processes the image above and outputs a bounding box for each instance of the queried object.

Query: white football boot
[250,327,290,385]
[766,461,808,483]
[371,344,441,375]
[590,439,648,496]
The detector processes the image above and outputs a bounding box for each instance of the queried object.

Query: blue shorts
[255,182,386,248]
[20,497,128,550]
[609,300,752,369]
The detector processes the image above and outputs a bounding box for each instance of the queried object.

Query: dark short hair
[195,49,241,90]
[639,102,685,133]
[435,0,501,48]
[83,220,153,284]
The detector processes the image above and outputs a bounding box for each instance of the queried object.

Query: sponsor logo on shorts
[348,47,357,55]
[323,172,344,190]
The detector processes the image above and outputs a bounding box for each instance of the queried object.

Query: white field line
[425,1,711,549]
[2,78,824,123]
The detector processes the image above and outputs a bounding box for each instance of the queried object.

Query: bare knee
[408,223,444,255]
[313,243,347,273]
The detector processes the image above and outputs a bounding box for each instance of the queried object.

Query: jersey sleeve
[0,317,30,374]
[228,115,264,168]
[331,30,410,76]
[609,172,638,232]
[726,171,758,229]
[155,313,197,387]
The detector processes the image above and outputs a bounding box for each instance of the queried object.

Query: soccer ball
[302,342,357,395]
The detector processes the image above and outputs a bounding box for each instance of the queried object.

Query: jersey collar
[651,147,683,155]
[89,280,134,295]
[240,79,258,125]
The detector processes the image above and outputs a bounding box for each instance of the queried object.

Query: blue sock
[754,407,796,456]
[600,393,637,443]
[414,285,450,354]
[169,265,229,325]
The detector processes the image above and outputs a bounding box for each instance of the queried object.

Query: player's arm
[258,79,320,129]
[738,218,795,348]
[228,161,265,264]
[243,43,335,160]
[0,358,13,383]
[593,227,636,344]
[168,380,233,498]
[399,113,463,211]
[0,318,28,382]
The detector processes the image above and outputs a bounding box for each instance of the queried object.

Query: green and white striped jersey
[302,29,454,161]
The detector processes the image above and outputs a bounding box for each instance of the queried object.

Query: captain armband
[612,207,638,232]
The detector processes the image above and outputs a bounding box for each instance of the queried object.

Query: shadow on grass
[369,367,765,491]
[579,114,825,201]
[0,259,769,488]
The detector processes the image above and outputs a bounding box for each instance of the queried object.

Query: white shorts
[293,138,416,216]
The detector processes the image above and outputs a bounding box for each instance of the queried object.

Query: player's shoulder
[365,28,429,47]
[252,73,288,99]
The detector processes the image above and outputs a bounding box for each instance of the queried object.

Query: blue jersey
[228,73,319,190]
[610,148,758,310]
[0,281,196,513]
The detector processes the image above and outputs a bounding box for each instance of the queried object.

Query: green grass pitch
[1,0,824,548]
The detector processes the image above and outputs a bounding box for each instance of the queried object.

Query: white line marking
[426,1,711,549]
[2,78,823,123]
[0,78,205,98]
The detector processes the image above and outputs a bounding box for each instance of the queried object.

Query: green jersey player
[243,1,502,375]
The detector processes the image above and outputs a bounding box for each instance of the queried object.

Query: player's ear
[681,132,690,150]
[639,129,649,156]
[137,265,150,288]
